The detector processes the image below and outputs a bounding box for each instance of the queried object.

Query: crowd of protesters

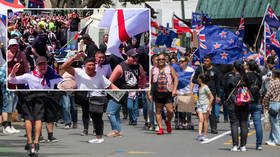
[149,45,280,152]
[1,10,150,155]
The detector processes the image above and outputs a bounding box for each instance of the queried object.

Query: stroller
[174,94,196,130]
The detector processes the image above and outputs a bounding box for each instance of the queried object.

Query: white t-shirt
[96,64,112,78]
[198,85,211,106]
[8,73,62,89]
[74,68,111,89]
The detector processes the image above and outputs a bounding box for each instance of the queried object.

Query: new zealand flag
[198,25,243,64]
[265,7,280,29]
[155,26,178,47]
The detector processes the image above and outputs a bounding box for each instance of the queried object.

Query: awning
[196,0,280,19]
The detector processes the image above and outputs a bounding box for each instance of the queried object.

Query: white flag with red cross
[104,9,149,59]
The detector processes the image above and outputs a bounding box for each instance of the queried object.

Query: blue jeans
[60,94,77,125]
[249,103,263,146]
[106,100,122,132]
[268,101,280,144]
[215,89,228,121]
[144,95,156,126]
[127,98,138,123]
[2,90,18,113]
[67,31,78,50]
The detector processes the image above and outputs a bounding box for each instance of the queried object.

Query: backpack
[248,72,261,98]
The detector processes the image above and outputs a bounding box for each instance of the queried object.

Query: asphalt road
[0,111,279,157]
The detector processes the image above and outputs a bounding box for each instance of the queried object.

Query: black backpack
[248,72,261,97]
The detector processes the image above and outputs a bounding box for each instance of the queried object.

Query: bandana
[32,68,46,86]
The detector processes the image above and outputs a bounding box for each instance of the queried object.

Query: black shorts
[21,99,45,121]
[43,97,61,123]
[153,92,173,104]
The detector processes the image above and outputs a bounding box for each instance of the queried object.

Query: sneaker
[39,136,46,143]
[47,136,59,143]
[265,140,277,146]
[200,135,209,142]
[240,146,246,152]
[230,145,239,152]
[256,146,263,150]
[24,143,32,151]
[3,126,15,134]
[81,130,88,136]
[156,128,164,135]
[88,138,104,144]
[34,143,40,152]
[195,135,203,141]
[64,124,71,129]
[165,120,172,133]
[10,126,20,133]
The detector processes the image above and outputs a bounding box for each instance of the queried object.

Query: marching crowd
[0,10,279,156]
[1,10,150,155]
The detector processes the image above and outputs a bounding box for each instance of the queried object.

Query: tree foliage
[49,0,146,8]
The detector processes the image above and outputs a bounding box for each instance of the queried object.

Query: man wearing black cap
[109,48,146,89]
[82,34,98,58]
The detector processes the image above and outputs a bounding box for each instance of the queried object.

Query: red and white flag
[0,0,25,9]
[106,9,149,59]
[172,16,192,34]
[151,20,159,37]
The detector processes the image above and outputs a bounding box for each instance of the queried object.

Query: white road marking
[201,117,264,144]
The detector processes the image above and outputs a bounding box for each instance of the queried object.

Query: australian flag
[264,6,280,55]
[155,26,178,47]
[198,25,243,64]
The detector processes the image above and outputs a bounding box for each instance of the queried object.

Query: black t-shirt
[70,17,80,32]
[32,33,48,58]
[115,62,140,89]
[192,65,221,97]
[23,31,37,44]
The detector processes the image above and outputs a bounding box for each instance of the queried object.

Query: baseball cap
[8,39,19,47]
[126,49,138,57]
[36,56,47,65]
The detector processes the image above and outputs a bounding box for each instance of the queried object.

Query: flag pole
[58,19,94,52]
[254,3,270,48]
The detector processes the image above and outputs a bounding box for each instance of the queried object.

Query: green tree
[49,0,146,8]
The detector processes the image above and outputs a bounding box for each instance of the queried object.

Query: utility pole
[180,0,186,48]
